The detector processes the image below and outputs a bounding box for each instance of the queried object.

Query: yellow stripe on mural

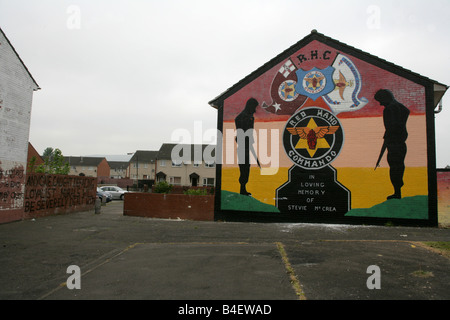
[337,167,428,209]
[221,166,428,209]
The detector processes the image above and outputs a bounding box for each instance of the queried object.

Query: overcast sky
[1,0,449,166]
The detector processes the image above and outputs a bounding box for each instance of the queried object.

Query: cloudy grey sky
[1,0,449,166]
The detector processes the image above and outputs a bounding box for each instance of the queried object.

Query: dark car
[97,187,113,203]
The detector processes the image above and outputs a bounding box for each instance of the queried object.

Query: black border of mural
[212,31,444,227]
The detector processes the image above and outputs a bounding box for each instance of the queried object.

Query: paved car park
[0,201,449,302]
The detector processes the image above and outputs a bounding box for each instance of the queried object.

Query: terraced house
[155,143,216,187]
[127,150,158,181]
[64,156,110,180]
[109,161,129,179]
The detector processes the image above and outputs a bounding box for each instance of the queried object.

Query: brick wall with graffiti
[0,163,26,223]
[1,172,96,223]
[437,170,450,227]
[213,33,445,226]
[23,174,96,220]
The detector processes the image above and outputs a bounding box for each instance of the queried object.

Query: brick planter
[123,193,214,221]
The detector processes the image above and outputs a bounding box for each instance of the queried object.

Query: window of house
[169,176,181,185]
[203,178,214,186]
[160,160,166,167]
[205,161,215,168]
[172,160,182,167]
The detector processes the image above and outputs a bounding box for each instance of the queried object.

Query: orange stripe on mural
[221,115,427,169]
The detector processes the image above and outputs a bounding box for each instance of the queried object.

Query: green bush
[184,188,208,195]
[153,181,173,194]
[29,148,70,175]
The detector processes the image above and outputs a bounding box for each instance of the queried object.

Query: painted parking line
[38,242,143,300]
[276,242,306,300]
[40,242,301,300]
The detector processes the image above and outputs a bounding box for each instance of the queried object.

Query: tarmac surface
[0,201,449,302]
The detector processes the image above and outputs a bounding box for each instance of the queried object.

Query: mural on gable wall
[219,40,430,223]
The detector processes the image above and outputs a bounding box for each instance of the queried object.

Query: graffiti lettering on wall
[23,174,96,214]
[0,164,25,210]
[219,37,431,223]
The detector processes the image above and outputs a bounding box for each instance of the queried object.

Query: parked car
[100,186,128,200]
[97,187,112,203]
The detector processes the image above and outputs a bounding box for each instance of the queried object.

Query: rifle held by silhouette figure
[374,142,387,170]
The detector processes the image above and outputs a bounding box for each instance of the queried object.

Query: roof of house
[63,156,106,167]
[157,143,216,161]
[0,27,40,90]
[129,150,159,163]
[108,161,129,170]
[208,29,448,109]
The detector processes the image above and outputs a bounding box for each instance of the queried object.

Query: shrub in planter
[153,181,173,194]
[184,188,208,195]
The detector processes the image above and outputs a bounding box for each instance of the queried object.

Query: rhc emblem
[283,107,344,169]
[295,66,335,101]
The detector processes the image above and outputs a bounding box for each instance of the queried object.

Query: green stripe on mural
[221,191,280,213]
[345,195,428,220]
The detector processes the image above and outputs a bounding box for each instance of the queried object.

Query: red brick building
[64,156,110,181]
[26,143,44,173]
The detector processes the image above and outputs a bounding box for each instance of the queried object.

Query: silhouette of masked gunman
[235,98,259,196]
[374,89,410,200]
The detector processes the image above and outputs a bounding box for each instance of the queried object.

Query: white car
[100,186,128,200]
